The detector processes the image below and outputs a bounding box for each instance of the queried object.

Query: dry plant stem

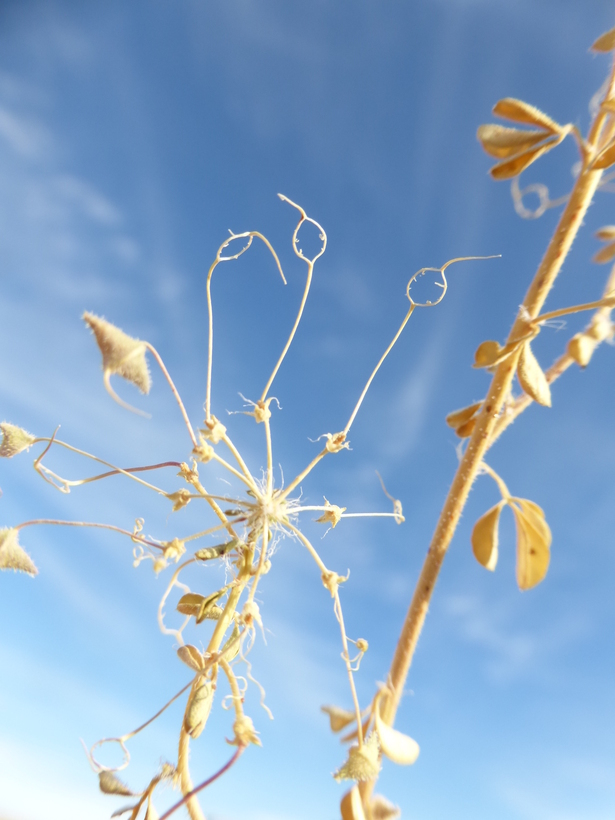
[380,56,615,740]
[334,589,364,746]
[16,518,162,550]
[177,726,206,820]
[280,447,328,500]
[145,343,198,447]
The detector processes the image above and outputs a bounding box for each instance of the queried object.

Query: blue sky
[1,2,615,819]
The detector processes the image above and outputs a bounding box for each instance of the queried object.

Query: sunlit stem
[343,305,415,437]
[182,522,235,543]
[205,231,285,421]
[334,589,364,747]
[221,432,258,488]
[145,343,198,447]
[158,560,194,643]
[264,416,273,496]
[532,296,615,326]
[247,524,269,605]
[285,522,328,574]
[15,518,163,550]
[479,462,511,500]
[280,448,328,500]
[103,370,151,418]
[210,451,258,491]
[219,657,244,721]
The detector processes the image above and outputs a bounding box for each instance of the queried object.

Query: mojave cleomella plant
[3,23,615,820]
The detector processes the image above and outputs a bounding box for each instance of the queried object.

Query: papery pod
[334,732,381,782]
[492,98,561,132]
[321,704,357,733]
[340,786,367,820]
[0,528,37,576]
[98,770,136,796]
[473,340,508,368]
[177,589,226,623]
[471,502,504,572]
[455,418,476,438]
[591,139,615,171]
[221,622,241,662]
[477,125,549,159]
[177,644,204,672]
[195,539,240,561]
[371,795,402,820]
[510,501,551,590]
[592,26,615,52]
[374,699,419,766]
[517,343,551,407]
[445,401,482,430]
[185,680,214,739]
[0,423,36,457]
[489,137,562,181]
[567,333,597,368]
[83,312,150,394]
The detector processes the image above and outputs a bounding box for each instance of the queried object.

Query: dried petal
[567,333,597,368]
[517,343,551,406]
[321,705,357,733]
[510,500,551,590]
[592,139,615,171]
[316,498,346,528]
[471,502,504,572]
[0,423,36,457]
[490,136,562,180]
[456,418,476,438]
[185,680,215,739]
[375,699,419,766]
[592,241,615,264]
[592,26,615,52]
[371,795,401,820]
[340,786,367,820]
[334,732,381,782]
[83,313,150,394]
[493,98,561,132]
[0,528,37,576]
[177,644,204,672]
[477,125,550,159]
[98,770,136,796]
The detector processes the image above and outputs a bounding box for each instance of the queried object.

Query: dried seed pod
[489,136,562,180]
[592,26,615,52]
[595,226,615,241]
[517,343,551,407]
[371,795,401,820]
[477,125,550,159]
[334,732,381,782]
[83,312,150,394]
[471,502,505,572]
[340,786,367,820]
[195,539,239,561]
[177,590,226,624]
[185,680,214,739]
[321,705,357,733]
[221,622,241,662]
[510,499,551,590]
[567,333,597,368]
[177,644,204,672]
[316,498,346,528]
[200,415,227,444]
[0,528,37,576]
[0,422,36,457]
[473,340,517,368]
[492,98,561,132]
[374,696,419,766]
[98,770,136,796]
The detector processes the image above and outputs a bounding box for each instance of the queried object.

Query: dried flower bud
[253,401,271,423]
[321,569,349,597]
[185,680,215,739]
[162,538,186,563]
[241,599,263,630]
[340,786,367,820]
[517,343,551,407]
[200,415,227,444]
[334,732,381,782]
[567,333,597,368]
[231,714,261,746]
[193,437,214,463]
[316,498,346,528]
[0,423,36,458]
[83,312,150,394]
[325,432,349,453]
[98,770,136,796]
[167,489,192,512]
[321,705,357,733]
[0,528,38,576]
[178,461,200,485]
[355,638,369,653]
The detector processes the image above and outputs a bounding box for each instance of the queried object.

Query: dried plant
[2,25,615,820]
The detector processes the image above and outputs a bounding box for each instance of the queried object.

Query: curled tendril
[406,255,500,308]
[278,193,327,265]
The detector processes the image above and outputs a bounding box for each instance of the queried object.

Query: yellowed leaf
[177,644,204,672]
[455,417,477,438]
[340,786,367,820]
[473,339,519,368]
[592,139,615,170]
[517,343,551,406]
[592,26,615,52]
[321,705,357,733]
[493,98,561,132]
[445,401,482,430]
[595,225,615,241]
[375,697,419,766]
[510,501,551,590]
[477,124,549,159]
[185,680,214,739]
[490,136,562,180]
[471,502,504,572]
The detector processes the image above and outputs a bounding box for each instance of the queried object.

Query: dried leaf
[510,500,551,590]
[592,139,615,170]
[445,401,482,430]
[321,705,357,733]
[592,26,615,52]
[456,418,476,438]
[334,732,381,782]
[593,241,615,264]
[83,312,150,394]
[490,136,562,180]
[221,622,241,662]
[371,795,402,820]
[195,539,240,561]
[471,503,504,572]
[595,225,615,241]
[340,786,367,820]
[177,644,204,672]
[0,422,36,457]
[374,700,420,766]
[185,680,214,739]
[177,589,226,623]
[98,770,136,797]
[0,528,38,576]
[473,340,517,368]
[517,343,551,406]
[493,98,561,133]
[477,125,549,159]
[567,333,597,368]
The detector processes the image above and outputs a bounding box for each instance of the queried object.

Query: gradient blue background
[1,2,615,819]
